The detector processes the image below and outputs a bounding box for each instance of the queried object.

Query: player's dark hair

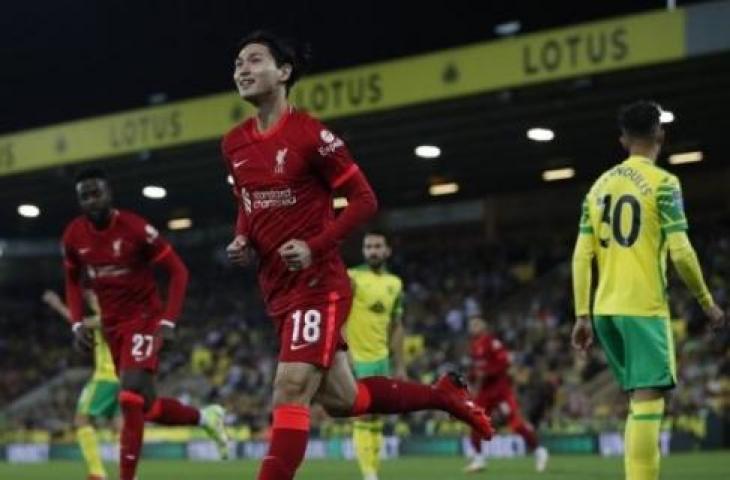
[618,100,662,138]
[364,229,389,243]
[74,168,108,184]
[237,30,311,93]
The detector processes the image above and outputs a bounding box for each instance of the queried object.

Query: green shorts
[593,315,676,391]
[76,379,121,419]
[353,357,391,379]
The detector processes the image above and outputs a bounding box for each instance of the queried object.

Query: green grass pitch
[1,452,729,479]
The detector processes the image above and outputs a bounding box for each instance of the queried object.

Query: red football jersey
[222,108,358,316]
[62,209,170,330]
[470,333,510,382]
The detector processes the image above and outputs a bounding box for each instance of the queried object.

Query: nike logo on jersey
[233,158,249,169]
[78,247,90,255]
[290,342,313,351]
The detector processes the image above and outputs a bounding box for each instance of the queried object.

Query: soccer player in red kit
[464,317,548,474]
[223,31,494,480]
[62,169,229,480]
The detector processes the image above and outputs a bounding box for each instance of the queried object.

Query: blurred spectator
[1,227,727,440]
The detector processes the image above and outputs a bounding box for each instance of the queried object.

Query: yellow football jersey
[346,265,404,362]
[578,155,688,316]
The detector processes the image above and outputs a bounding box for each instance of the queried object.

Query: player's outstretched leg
[144,396,200,425]
[348,373,493,439]
[431,373,494,440]
[317,354,494,440]
[145,397,229,459]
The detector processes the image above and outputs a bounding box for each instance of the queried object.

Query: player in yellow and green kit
[571,101,725,480]
[43,289,120,480]
[346,231,405,480]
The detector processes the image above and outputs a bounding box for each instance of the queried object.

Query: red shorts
[104,319,161,374]
[274,291,352,368]
[474,384,523,426]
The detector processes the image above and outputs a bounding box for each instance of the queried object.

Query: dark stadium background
[1,0,727,238]
[0,1,728,476]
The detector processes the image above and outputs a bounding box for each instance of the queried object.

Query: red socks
[470,415,538,452]
[145,397,200,425]
[470,430,483,453]
[254,377,468,479]
[118,392,202,480]
[119,390,145,480]
[351,376,445,415]
[257,404,310,480]
[512,418,539,450]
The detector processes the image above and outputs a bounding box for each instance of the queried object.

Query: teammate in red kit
[464,317,548,474]
[62,169,229,480]
[223,31,494,480]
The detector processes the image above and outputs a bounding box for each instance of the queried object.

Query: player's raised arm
[571,196,595,351]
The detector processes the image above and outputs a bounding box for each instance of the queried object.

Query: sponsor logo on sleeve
[318,129,344,157]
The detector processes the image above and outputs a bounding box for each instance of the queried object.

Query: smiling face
[233,42,292,104]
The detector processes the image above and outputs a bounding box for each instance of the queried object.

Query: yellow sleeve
[667,231,713,308]
[572,233,594,316]
[657,175,689,234]
[572,196,594,316]
[577,196,594,234]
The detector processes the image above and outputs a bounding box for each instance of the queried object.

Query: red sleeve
[222,139,249,237]
[231,184,249,237]
[303,118,378,257]
[128,213,188,324]
[308,169,378,257]
[154,247,189,324]
[61,235,83,325]
[483,338,510,378]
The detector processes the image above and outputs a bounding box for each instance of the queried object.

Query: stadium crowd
[1,226,728,441]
